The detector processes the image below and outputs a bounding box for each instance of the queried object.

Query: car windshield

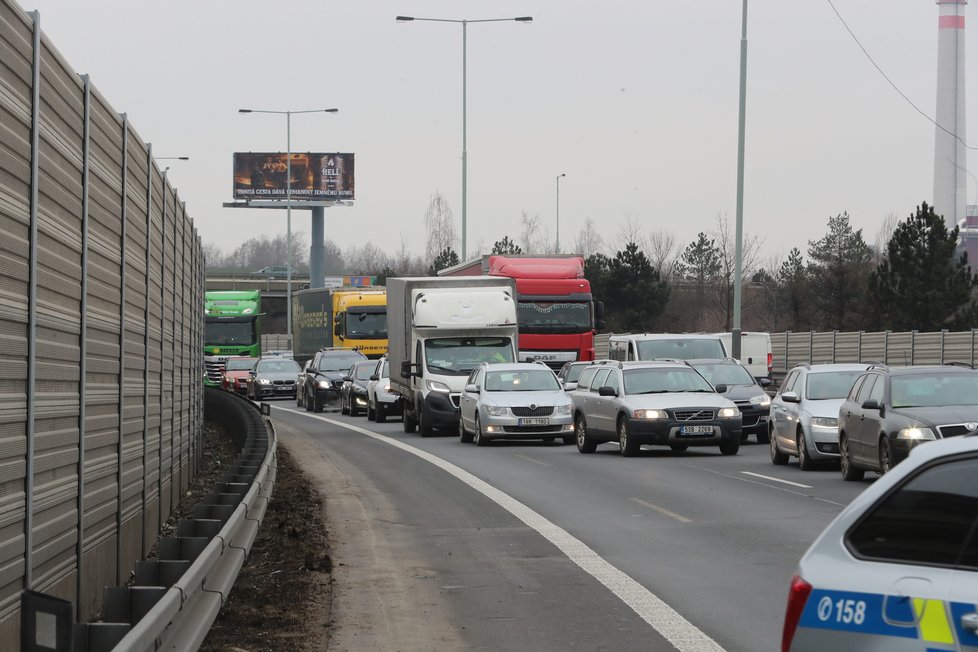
[225,358,257,371]
[484,369,560,391]
[806,370,865,400]
[257,359,300,373]
[890,373,978,408]
[353,364,373,380]
[318,354,365,372]
[636,338,725,360]
[623,368,715,394]
[425,337,515,375]
[691,363,754,386]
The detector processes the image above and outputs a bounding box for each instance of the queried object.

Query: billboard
[233,152,355,200]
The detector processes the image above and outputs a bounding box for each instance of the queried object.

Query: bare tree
[573,218,604,258]
[424,192,457,261]
[519,211,544,253]
[345,242,389,275]
[708,213,762,330]
[648,229,678,280]
[614,211,649,254]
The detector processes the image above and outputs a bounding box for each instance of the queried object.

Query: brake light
[768,352,773,375]
[782,574,812,652]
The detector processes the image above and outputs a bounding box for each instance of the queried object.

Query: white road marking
[285,408,725,652]
[740,471,812,489]
[631,497,693,523]
[515,454,550,467]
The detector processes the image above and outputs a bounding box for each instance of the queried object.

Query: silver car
[769,363,869,470]
[458,362,574,446]
[246,357,302,400]
[571,360,742,457]
[367,356,402,423]
[783,432,978,651]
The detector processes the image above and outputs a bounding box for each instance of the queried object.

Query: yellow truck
[292,286,388,366]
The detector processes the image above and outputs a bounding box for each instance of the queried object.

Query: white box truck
[387,277,519,437]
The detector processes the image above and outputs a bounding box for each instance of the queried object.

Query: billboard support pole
[286,113,293,349]
[310,206,325,289]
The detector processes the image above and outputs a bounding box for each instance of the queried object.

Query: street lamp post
[556,173,566,253]
[397,14,532,260]
[238,108,338,344]
[732,0,748,360]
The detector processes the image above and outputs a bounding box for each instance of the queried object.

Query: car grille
[511,406,554,417]
[938,424,974,438]
[673,409,715,421]
[272,379,295,387]
[502,425,564,434]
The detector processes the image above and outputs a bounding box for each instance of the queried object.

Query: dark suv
[301,348,368,412]
[838,364,978,480]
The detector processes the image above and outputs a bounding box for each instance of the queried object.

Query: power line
[824,0,977,150]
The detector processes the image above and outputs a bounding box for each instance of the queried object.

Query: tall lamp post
[556,173,566,253]
[396,14,533,260]
[732,0,748,360]
[238,108,338,343]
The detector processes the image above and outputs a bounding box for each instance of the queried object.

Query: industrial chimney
[934,0,968,231]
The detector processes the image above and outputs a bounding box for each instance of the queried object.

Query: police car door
[941,454,978,650]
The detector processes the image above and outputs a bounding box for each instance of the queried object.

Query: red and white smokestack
[934,0,968,231]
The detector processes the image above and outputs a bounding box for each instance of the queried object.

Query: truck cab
[332,289,388,358]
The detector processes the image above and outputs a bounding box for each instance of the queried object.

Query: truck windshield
[344,312,388,340]
[517,301,591,334]
[205,319,257,346]
[425,337,515,375]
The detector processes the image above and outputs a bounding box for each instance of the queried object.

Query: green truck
[204,290,262,386]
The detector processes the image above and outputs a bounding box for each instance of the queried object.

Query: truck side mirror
[595,319,607,330]
[400,360,418,379]
[595,301,605,320]
[333,324,341,338]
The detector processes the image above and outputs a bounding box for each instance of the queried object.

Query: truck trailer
[438,254,603,370]
[387,276,519,437]
[292,286,388,367]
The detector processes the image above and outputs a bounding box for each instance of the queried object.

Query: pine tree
[870,202,978,330]
[807,213,872,330]
[605,243,670,332]
[491,236,522,255]
[427,247,460,276]
[675,233,722,327]
[778,247,809,330]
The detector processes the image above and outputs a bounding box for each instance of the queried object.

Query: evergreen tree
[491,236,523,255]
[807,213,872,330]
[674,233,722,327]
[778,247,809,330]
[427,247,460,276]
[604,243,670,332]
[377,265,396,286]
[870,202,978,330]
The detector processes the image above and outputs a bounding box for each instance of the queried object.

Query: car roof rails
[865,363,889,371]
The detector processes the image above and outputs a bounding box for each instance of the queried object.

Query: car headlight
[555,404,572,416]
[425,379,451,393]
[810,417,838,430]
[484,405,508,416]
[897,427,936,440]
[750,394,771,407]
[633,409,667,419]
[718,407,738,418]
[317,380,331,389]
[383,384,391,392]
[258,378,271,385]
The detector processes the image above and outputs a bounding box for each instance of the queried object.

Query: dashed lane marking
[631,497,693,523]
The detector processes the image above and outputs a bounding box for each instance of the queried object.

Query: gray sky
[22,0,977,265]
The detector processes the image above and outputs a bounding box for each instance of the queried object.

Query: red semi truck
[438,254,604,370]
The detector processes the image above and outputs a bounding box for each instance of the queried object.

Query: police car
[783,432,978,651]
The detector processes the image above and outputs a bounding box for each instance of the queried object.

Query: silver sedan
[458,363,574,446]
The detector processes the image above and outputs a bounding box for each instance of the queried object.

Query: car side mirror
[369,374,379,381]
[342,375,352,382]
[563,382,577,392]
[862,399,882,411]
[714,384,728,394]
[758,377,772,387]
[248,371,257,377]
[781,391,800,403]
[598,385,617,397]
[464,384,480,393]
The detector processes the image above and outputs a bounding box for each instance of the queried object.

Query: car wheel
[840,433,865,481]
[418,404,434,437]
[798,431,815,471]
[474,415,490,447]
[618,417,639,457]
[670,443,688,453]
[719,436,740,456]
[341,394,350,415]
[770,424,789,465]
[459,415,474,443]
[350,397,361,417]
[313,395,324,413]
[376,403,387,423]
[879,436,893,474]
[755,423,770,444]
[296,391,304,408]
[367,399,375,421]
[576,414,596,454]
[304,391,313,412]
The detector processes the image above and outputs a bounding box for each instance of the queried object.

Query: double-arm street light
[238,107,338,342]
[397,14,533,260]
[556,173,566,253]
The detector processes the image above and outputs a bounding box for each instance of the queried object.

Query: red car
[222,357,259,394]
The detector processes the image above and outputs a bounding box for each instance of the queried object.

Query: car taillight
[767,352,773,375]
[782,574,812,652]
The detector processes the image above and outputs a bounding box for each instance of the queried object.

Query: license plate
[519,418,549,426]
[680,425,714,435]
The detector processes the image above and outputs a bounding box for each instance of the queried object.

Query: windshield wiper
[426,364,457,374]
[637,390,670,394]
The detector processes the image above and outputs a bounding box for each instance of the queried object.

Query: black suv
[687,358,772,443]
[838,364,978,480]
[301,348,368,412]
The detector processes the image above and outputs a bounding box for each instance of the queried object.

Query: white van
[715,332,772,380]
[608,333,728,362]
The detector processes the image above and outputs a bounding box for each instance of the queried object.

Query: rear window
[636,338,724,360]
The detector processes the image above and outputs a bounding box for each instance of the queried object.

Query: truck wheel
[418,405,434,437]
[403,400,417,433]
[376,403,387,423]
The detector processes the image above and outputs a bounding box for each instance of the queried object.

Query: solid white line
[740,471,812,489]
[282,408,725,652]
[631,497,693,523]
